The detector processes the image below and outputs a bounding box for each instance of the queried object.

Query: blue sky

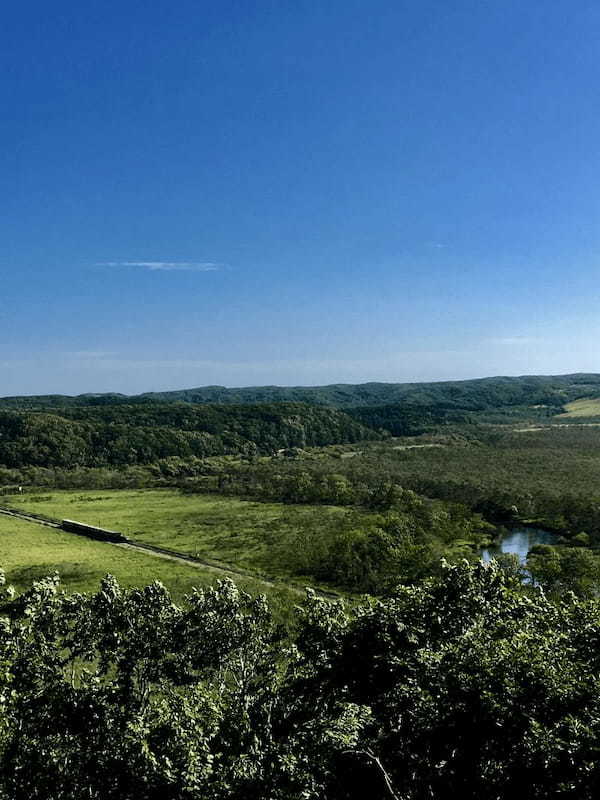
[2,0,600,394]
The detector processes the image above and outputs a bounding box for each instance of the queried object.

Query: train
[61,519,129,544]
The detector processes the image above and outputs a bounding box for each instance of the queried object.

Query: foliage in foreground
[2,562,600,799]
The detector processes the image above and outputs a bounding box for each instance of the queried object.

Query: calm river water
[481,527,557,564]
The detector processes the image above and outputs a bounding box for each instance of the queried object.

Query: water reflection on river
[482,527,557,564]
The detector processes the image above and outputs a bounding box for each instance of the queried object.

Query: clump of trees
[527,543,600,597]
[3,561,600,798]
[271,498,492,592]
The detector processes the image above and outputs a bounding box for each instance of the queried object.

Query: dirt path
[0,505,340,599]
[512,423,600,433]
[392,443,445,450]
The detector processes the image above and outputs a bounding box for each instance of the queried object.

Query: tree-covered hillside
[134,373,600,408]
[2,373,600,411]
[345,403,472,435]
[0,403,380,468]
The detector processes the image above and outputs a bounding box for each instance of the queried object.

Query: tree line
[3,372,600,410]
[0,403,380,468]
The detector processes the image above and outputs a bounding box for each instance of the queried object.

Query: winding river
[482,527,557,564]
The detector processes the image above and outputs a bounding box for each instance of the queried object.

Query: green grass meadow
[0,511,304,620]
[558,397,600,418]
[3,489,371,584]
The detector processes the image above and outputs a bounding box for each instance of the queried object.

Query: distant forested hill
[2,373,600,411]
[0,403,380,468]
[140,373,600,409]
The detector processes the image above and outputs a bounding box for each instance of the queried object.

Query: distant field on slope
[557,397,600,418]
[0,514,303,620]
[3,489,373,588]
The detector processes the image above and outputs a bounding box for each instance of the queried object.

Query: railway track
[0,506,61,528]
[0,505,341,599]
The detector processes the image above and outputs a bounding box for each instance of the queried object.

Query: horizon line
[1,371,598,401]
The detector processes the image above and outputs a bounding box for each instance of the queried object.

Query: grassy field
[557,397,600,417]
[2,488,373,587]
[0,512,304,619]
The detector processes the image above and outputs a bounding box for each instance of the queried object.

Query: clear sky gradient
[2,1,599,394]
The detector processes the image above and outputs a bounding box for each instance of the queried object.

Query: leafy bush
[3,562,600,798]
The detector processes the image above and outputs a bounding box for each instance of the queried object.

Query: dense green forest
[3,561,600,799]
[137,373,600,409]
[345,403,472,435]
[3,372,600,411]
[1,374,600,473]
[0,403,379,468]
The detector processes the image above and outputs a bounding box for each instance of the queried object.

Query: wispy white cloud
[63,351,116,359]
[487,336,543,346]
[97,261,221,272]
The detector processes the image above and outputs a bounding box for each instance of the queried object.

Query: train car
[61,519,129,543]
